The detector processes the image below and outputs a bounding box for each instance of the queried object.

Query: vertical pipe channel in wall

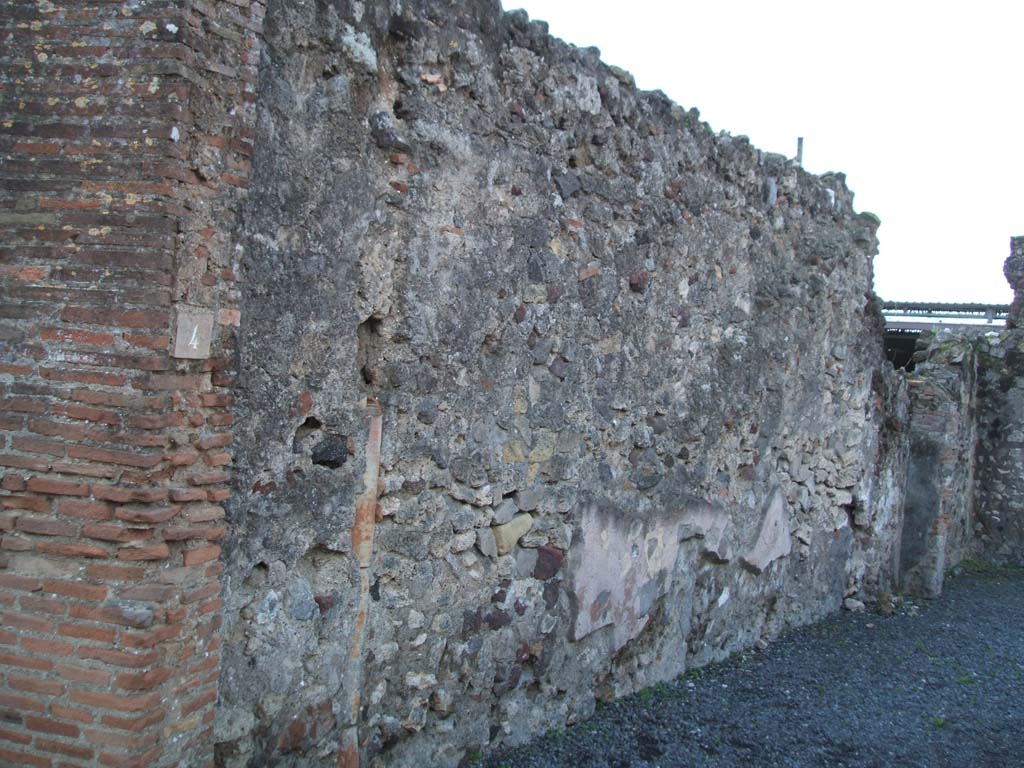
[338,398,383,768]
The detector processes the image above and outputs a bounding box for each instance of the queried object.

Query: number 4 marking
[188,324,200,350]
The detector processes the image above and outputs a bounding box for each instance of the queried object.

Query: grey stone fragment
[369,111,410,152]
[515,546,538,577]
[514,488,543,512]
[452,530,476,552]
[416,398,438,424]
[268,561,287,587]
[403,700,428,732]
[554,172,581,199]
[430,688,454,716]
[493,498,519,525]
[531,337,553,364]
[448,502,476,533]
[450,456,488,487]
[111,602,154,629]
[255,590,279,625]
[214,706,256,743]
[286,578,317,621]
[476,527,498,559]
[450,483,492,507]
[338,24,378,73]
[404,672,437,690]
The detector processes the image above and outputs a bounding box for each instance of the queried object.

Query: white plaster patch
[339,24,378,74]
[574,74,602,115]
[679,502,733,562]
[571,503,707,651]
[741,486,792,574]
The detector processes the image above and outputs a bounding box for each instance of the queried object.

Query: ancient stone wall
[973,239,1024,564]
[0,1,261,766]
[899,237,1024,588]
[20,3,1024,768]
[214,2,908,766]
[900,332,979,596]
[1005,236,1024,329]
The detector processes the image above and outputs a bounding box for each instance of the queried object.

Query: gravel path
[475,565,1024,768]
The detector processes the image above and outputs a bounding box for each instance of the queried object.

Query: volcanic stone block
[492,513,534,555]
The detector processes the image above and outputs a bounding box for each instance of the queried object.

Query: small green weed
[914,639,935,658]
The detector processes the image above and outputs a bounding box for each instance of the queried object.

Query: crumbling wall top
[1005,236,1024,328]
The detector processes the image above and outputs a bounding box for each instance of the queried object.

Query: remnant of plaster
[741,487,792,574]
[680,502,733,563]
[338,23,378,74]
[571,503,687,651]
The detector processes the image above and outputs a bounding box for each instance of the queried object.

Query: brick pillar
[0,2,262,766]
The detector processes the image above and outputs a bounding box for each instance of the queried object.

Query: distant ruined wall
[215,2,908,766]
[1005,236,1024,330]
[900,236,1024,593]
[973,238,1024,564]
[900,332,979,596]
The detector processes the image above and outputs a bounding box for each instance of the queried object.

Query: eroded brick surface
[0,1,262,765]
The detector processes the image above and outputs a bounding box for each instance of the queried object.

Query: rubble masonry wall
[216,2,908,766]
[15,3,1022,768]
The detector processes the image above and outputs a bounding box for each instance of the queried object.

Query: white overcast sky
[511,1,1022,304]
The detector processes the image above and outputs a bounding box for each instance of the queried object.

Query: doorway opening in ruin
[885,329,920,371]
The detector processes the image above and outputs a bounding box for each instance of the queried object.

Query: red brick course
[1,0,264,764]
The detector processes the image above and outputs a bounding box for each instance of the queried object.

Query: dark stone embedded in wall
[216,2,908,766]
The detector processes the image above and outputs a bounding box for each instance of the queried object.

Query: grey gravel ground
[473,565,1024,768]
